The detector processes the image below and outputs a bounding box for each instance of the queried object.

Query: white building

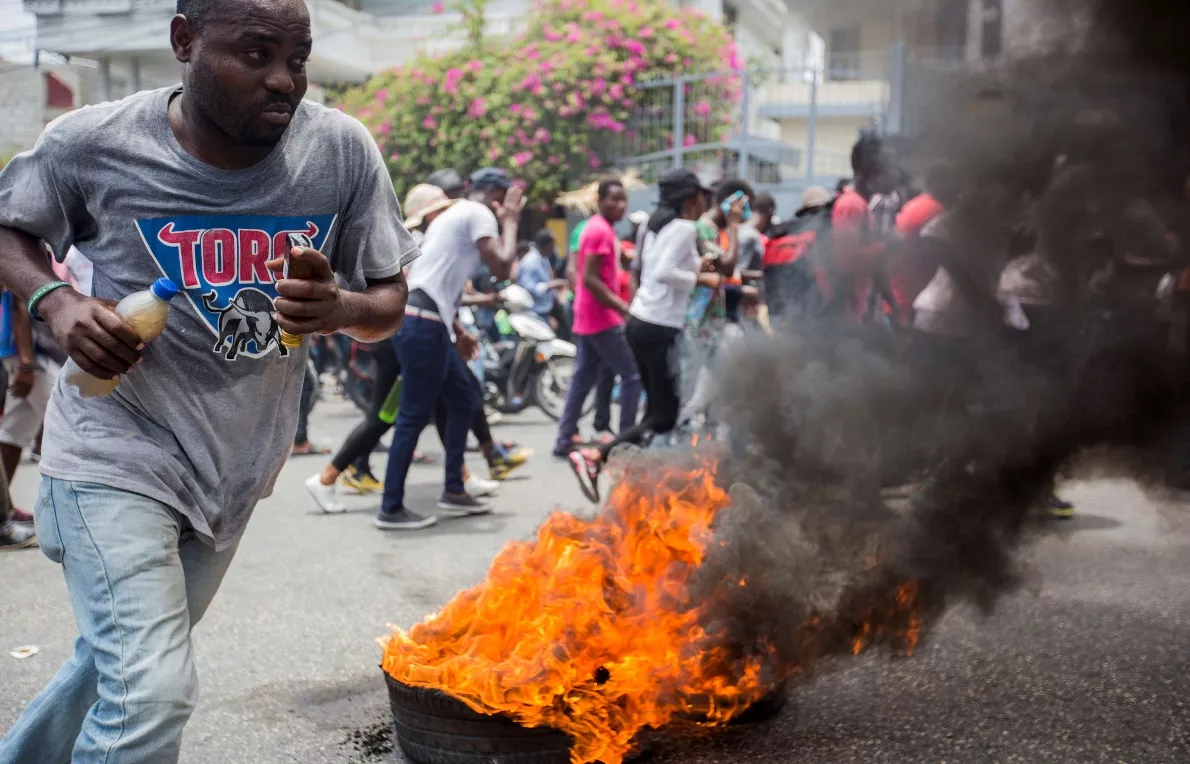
[16,0,795,109]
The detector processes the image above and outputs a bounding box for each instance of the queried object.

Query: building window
[936,0,969,61]
[981,0,1003,58]
[827,24,861,81]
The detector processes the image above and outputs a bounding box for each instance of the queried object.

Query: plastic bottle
[64,277,179,398]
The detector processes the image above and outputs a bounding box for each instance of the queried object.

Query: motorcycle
[462,284,588,421]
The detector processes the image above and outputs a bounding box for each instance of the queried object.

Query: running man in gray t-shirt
[0,0,415,758]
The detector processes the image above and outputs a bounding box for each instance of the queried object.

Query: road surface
[1,397,1187,763]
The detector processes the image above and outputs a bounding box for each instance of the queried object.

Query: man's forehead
[206,0,310,34]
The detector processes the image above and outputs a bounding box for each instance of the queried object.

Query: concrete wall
[0,65,88,154]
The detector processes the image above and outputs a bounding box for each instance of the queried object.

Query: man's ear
[170,15,195,64]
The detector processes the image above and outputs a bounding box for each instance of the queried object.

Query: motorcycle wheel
[534,356,594,421]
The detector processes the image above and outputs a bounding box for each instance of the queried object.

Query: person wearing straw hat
[375,169,524,529]
[305,184,458,515]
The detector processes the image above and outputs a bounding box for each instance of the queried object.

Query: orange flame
[381,462,773,764]
[381,462,924,764]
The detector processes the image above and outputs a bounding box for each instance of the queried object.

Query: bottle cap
[150,278,179,302]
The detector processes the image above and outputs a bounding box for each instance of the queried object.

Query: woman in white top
[567,168,718,501]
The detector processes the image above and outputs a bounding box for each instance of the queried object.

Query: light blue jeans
[0,479,238,763]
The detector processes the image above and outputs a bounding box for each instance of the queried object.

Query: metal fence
[604,46,908,198]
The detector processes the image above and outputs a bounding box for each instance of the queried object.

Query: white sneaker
[305,474,345,514]
[464,474,500,497]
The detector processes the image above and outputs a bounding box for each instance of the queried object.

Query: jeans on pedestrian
[0,479,238,764]
[382,315,477,511]
[592,366,617,433]
[552,326,641,454]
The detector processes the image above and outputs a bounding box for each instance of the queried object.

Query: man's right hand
[41,289,142,379]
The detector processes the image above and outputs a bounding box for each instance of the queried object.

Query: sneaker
[339,465,384,495]
[485,408,504,426]
[10,508,33,524]
[567,449,602,503]
[0,521,37,551]
[464,474,501,497]
[304,474,346,514]
[490,446,532,480]
[437,492,494,517]
[1047,494,1075,519]
[373,508,438,530]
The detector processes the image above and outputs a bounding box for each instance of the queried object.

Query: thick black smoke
[684,0,1190,683]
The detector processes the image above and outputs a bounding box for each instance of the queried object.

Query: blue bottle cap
[150,277,179,301]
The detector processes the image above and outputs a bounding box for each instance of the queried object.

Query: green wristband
[27,280,72,322]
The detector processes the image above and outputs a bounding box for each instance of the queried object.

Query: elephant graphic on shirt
[202,288,286,360]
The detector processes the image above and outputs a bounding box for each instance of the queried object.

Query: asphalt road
[1,396,1188,763]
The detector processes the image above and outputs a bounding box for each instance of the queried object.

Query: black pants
[436,371,493,452]
[332,342,495,474]
[332,341,402,472]
[294,359,318,445]
[599,316,682,460]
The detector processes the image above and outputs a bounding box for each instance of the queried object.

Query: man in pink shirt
[552,178,640,457]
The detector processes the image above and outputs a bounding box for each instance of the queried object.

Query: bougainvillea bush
[336,0,742,201]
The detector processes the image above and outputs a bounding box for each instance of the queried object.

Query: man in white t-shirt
[377,168,523,529]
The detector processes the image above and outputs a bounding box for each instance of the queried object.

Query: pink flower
[358,107,374,119]
[548,155,561,165]
[543,27,563,42]
[623,39,645,56]
[467,59,483,72]
[693,101,711,116]
[609,83,623,99]
[375,88,389,103]
[567,28,582,43]
[638,26,654,38]
[683,57,693,67]
[389,152,400,161]
[507,136,517,145]
[582,10,603,21]
[509,103,523,115]
[665,18,680,30]
[590,77,607,94]
[422,115,438,129]
[512,151,533,167]
[588,152,601,168]
[526,48,541,60]
[533,127,551,143]
[664,53,679,65]
[487,147,502,161]
[443,67,464,94]
[431,0,445,12]
[416,94,431,106]
[467,97,487,118]
[378,121,392,134]
[683,134,697,147]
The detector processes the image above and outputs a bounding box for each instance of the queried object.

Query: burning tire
[385,673,574,764]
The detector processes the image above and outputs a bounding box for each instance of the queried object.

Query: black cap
[658,167,712,204]
[470,167,512,191]
[425,168,465,195]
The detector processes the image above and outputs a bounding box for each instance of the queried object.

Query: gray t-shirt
[0,86,419,550]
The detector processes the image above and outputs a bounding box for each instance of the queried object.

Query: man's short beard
[186,59,286,147]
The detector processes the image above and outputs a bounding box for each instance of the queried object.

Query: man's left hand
[267,247,345,335]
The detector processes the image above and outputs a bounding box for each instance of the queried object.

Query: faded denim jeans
[0,479,238,763]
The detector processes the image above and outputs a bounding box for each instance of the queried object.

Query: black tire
[384,673,573,764]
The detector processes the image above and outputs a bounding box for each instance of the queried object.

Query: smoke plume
[690,0,1190,680]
